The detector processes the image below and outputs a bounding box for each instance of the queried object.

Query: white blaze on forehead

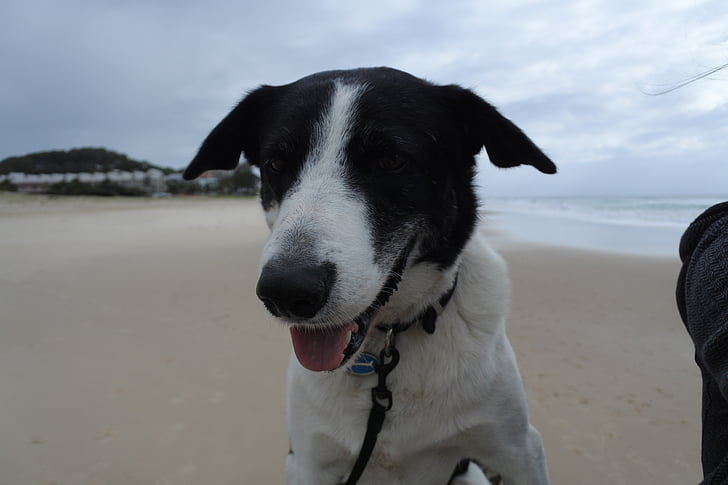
[260,81,385,324]
[305,81,365,178]
[265,80,366,239]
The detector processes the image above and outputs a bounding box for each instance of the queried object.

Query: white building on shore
[0,169,165,193]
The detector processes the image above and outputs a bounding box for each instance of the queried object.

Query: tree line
[0,147,175,175]
[0,147,260,197]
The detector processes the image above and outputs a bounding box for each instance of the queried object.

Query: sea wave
[482,196,727,229]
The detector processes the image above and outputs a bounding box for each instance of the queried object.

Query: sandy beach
[0,194,702,484]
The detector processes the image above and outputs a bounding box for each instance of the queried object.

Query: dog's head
[184,67,555,372]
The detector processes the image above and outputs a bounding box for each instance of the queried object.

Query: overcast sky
[1,0,726,196]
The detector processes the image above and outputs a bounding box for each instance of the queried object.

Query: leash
[343,276,458,485]
[343,327,399,485]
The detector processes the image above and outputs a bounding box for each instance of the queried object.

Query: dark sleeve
[676,202,728,484]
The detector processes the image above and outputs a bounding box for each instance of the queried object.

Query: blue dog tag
[347,352,379,376]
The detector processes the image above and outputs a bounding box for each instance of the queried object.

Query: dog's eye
[377,156,407,173]
[265,159,286,174]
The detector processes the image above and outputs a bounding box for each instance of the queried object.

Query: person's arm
[677,202,728,484]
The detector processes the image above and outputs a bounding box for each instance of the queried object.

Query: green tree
[0,147,175,175]
[218,164,260,195]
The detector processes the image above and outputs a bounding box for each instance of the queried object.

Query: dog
[184,67,556,484]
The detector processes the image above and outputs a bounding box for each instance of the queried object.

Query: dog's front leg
[285,417,355,485]
[285,375,356,483]
[285,444,348,485]
[473,423,549,485]
[447,459,499,485]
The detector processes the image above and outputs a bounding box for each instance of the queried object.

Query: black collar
[376,272,459,335]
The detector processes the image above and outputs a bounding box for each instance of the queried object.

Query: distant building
[1,169,166,193]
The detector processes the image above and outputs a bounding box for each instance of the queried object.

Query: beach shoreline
[0,195,702,484]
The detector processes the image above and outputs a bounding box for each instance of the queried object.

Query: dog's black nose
[256,261,336,320]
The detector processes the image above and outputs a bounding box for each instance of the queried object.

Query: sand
[0,194,702,484]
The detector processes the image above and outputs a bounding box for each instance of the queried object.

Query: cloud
[1,0,726,196]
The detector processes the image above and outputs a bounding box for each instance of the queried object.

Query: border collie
[184,67,556,485]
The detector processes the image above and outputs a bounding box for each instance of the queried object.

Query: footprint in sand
[209,391,227,404]
[168,423,186,432]
[208,368,228,381]
[93,429,115,442]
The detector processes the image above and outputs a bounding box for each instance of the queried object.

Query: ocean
[481,196,728,257]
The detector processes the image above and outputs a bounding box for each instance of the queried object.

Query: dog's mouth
[288,314,369,372]
[288,240,413,372]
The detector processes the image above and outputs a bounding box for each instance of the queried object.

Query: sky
[1,0,726,197]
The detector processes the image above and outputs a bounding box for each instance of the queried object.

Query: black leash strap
[344,330,400,485]
[343,274,458,484]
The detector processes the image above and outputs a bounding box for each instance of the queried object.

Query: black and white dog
[184,67,556,485]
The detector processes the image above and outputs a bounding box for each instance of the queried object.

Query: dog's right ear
[183,86,279,180]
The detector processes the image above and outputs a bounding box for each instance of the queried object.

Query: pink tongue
[290,322,358,372]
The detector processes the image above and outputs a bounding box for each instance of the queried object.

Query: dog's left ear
[443,85,557,174]
[183,85,280,180]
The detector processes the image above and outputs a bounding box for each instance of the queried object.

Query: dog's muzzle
[256,259,359,372]
[255,242,413,373]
